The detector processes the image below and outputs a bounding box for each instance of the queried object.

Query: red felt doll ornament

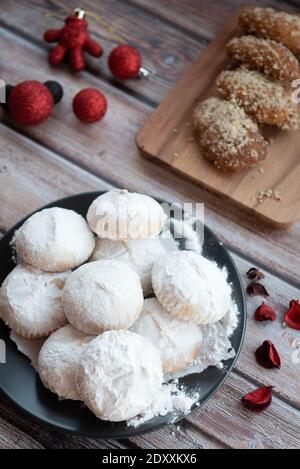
[44,8,103,72]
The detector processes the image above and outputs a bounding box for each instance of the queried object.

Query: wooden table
[0,0,299,450]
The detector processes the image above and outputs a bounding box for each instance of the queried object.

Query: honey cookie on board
[216,67,299,130]
[193,97,268,171]
[239,6,300,57]
[226,36,300,82]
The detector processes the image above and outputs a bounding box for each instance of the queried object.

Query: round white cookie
[152,251,231,325]
[90,236,178,296]
[0,264,69,338]
[131,298,202,373]
[62,260,144,334]
[38,325,94,400]
[15,207,95,272]
[87,189,166,240]
[76,330,163,421]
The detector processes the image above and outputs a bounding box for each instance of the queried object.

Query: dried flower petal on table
[254,303,276,322]
[246,267,265,281]
[247,281,269,297]
[242,386,273,413]
[284,300,300,330]
[255,340,281,369]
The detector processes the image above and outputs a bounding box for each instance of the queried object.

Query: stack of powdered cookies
[0,189,234,422]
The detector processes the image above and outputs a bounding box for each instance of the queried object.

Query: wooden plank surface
[131,0,296,38]
[0,25,299,285]
[0,0,203,104]
[186,372,300,449]
[0,0,299,450]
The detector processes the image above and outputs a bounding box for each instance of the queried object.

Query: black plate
[0,192,246,439]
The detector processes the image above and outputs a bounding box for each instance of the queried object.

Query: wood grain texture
[0,125,112,231]
[0,396,128,449]
[0,413,43,449]
[232,254,300,407]
[137,12,300,227]
[0,0,204,104]
[186,372,300,449]
[131,0,296,38]
[129,423,226,449]
[0,26,299,284]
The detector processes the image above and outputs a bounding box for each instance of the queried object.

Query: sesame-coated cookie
[226,36,300,82]
[239,6,300,57]
[216,67,300,130]
[193,97,268,171]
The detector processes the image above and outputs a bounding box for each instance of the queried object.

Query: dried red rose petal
[254,303,276,322]
[247,267,265,281]
[242,386,273,413]
[255,341,281,369]
[284,300,300,330]
[247,281,269,297]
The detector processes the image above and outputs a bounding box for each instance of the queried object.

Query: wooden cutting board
[136,12,300,227]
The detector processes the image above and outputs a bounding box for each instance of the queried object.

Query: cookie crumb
[256,188,282,203]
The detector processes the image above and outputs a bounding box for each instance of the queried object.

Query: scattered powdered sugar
[128,218,239,427]
[127,381,199,427]
[221,299,239,337]
[167,302,238,381]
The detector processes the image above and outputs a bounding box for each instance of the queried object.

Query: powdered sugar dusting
[127,381,199,427]
[128,218,239,427]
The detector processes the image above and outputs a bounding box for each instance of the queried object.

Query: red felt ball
[108,45,141,79]
[73,88,107,123]
[8,81,54,126]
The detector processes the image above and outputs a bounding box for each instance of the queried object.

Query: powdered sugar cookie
[131,298,202,373]
[90,236,178,296]
[152,251,231,325]
[87,189,167,240]
[38,325,94,400]
[62,260,144,334]
[76,330,163,421]
[0,264,69,338]
[15,207,95,272]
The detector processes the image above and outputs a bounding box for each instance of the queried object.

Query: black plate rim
[0,191,247,439]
